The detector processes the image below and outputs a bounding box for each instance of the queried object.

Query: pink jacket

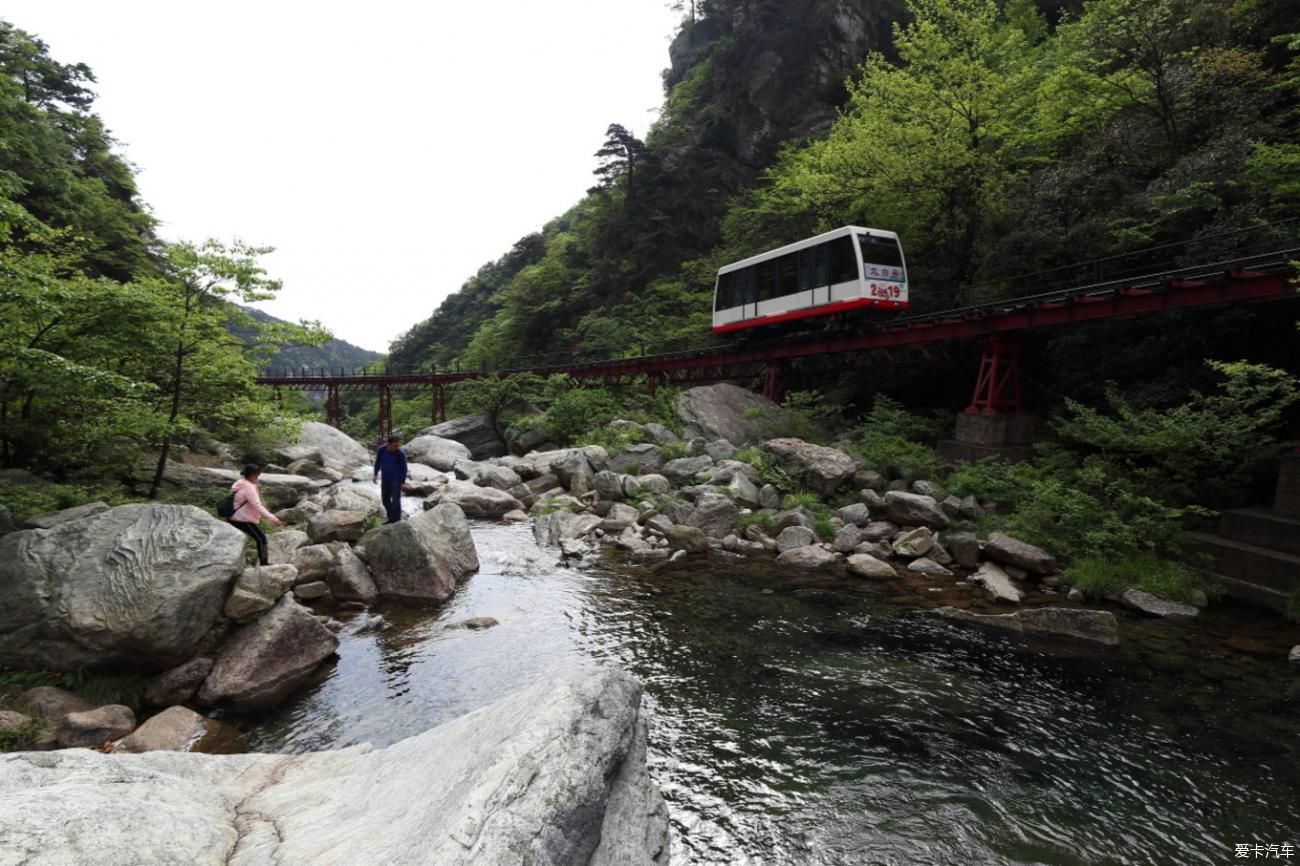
[230,477,278,524]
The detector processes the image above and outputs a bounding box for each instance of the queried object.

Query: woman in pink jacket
[229,464,283,566]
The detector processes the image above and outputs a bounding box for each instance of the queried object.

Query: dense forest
[0,21,324,490]
[389,0,1300,382]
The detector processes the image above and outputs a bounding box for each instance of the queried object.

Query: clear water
[241,520,1300,866]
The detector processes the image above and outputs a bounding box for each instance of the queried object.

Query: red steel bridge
[258,222,1300,438]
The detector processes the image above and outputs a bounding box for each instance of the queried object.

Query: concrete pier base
[937,412,1036,464]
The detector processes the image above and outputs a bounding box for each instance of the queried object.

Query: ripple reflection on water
[242,521,1300,866]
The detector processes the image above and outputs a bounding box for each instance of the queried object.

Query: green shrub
[1066,553,1216,602]
[735,447,793,491]
[1054,361,1300,508]
[1287,589,1300,623]
[0,479,132,523]
[853,395,946,480]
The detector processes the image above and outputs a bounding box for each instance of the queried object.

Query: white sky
[5,1,683,352]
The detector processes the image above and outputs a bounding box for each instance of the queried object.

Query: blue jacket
[374,446,408,484]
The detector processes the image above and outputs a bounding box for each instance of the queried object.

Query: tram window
[830,236,858,283]
[814,243,830,285]
[859,234,904,268]
[779,253,798,294]
[716,271,734,309]
[758,260,779,301]
[738,267,757,305]
[797,248,815,290]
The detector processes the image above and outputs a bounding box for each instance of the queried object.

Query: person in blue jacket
[373,434,408,524]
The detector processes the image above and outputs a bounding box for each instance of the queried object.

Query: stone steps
[1217,508,1300,556]
[1190,532,1300,612]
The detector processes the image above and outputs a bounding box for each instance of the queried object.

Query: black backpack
[216,492,239,519]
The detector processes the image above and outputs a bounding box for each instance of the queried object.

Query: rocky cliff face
[665,0,904,167]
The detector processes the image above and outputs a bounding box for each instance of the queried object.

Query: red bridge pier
[937,337,1036,463]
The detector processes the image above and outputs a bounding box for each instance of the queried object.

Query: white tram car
[711,226,908,334]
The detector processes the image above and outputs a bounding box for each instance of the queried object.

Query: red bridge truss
[259,229,1300,439]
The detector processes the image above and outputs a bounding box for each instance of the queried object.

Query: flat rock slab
[775,545,838,571]
[935,606,1119,648]
[973,562,1024,604]
[0,669,668,866]
[1121,590,1199,624]
[847,554,896,580]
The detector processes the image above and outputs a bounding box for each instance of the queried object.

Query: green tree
[726,0,1054,289]
[143,240,328,498]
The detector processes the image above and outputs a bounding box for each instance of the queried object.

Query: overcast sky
[5,1,683,352]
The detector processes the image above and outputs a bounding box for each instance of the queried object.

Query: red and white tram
[711,226,908,334]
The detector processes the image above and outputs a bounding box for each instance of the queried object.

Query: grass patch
[659,442,689,461]
[813,516,836,541]
[1287,589,1300,624]
[1065,553,1217,602]
[737,511,775,534]
[0,716,44,752]
[782,491,821,511]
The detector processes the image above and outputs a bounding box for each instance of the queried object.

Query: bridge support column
[646,374,659,398]
[762,361,787,404]
[938,337,1035,463]
[325,385,342,429]
[377,385,393,442]
[431,385,446,425]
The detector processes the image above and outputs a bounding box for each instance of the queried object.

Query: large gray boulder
[0,505,245,672]
[295,421,372,473]
[608,444,664,475]
[684,495,740,538]
[935,606,1120,648]
[367,504,479,603]
[223,565,299,623]
[534,511,603,548]
[883,491,950,530]
[776,545,839,571]
[760,439,856,495]
[306,510,367,544]
[290,543,377,608]
[984,532,1057,575]
[677,383,793,445]
[406,434,473,471]
[143,658,214,708]
[198,594,339,710]
[267,528,311,565]
[320,485,384,519]
[0,670,668,866]
[427,479,524,518]
[58,705,136,748]
[453,460,523,492]
[660,456,714,483]
[420,414,507,460]
[114,706,241,754]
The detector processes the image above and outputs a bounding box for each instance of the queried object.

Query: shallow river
[242,520,1300,866]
